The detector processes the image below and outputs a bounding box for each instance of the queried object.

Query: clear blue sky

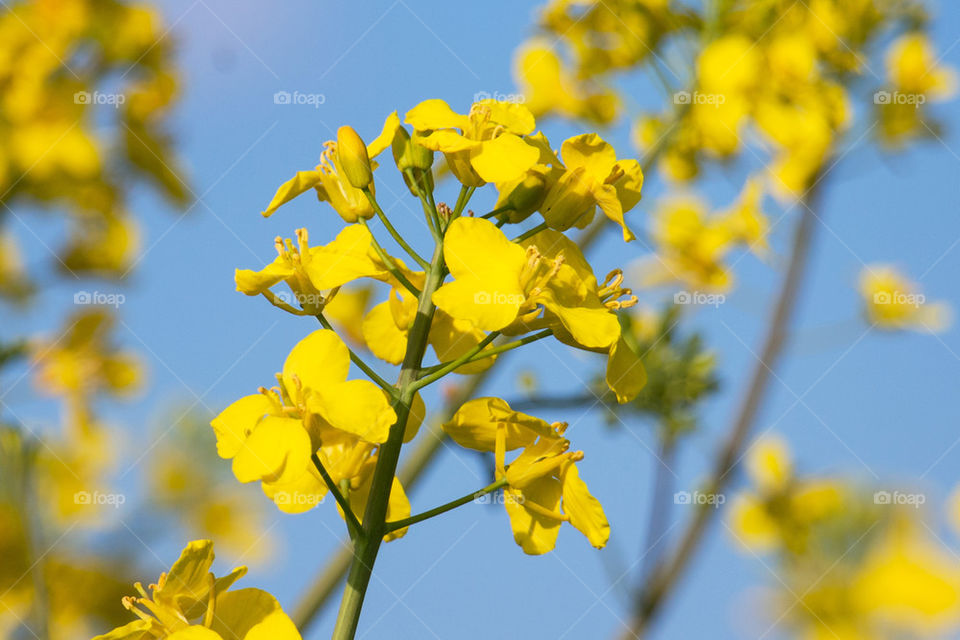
[7,1,960,638]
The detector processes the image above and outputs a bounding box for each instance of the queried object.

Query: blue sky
[6,1,960,638]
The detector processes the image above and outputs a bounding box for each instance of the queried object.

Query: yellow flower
[852,521,960,634]
[513,40,618,124]
[432,217,622,348]
[745,435,792,493]
[887,33,956,100]
[539,133,643,241]
[234,224,409,313]
[211,330,396,512]
[93,540,301,640]
[260,112,399,222]
[443,397,609,554]
[362,285,496,374]
[859,265,950,332]
[405,98,539,186]
[646,196,737,290]
[718,177,769,252]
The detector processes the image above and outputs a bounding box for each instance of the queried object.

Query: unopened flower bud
[392,126,434,172]
[337,126,373,189]
[496,168,550,223]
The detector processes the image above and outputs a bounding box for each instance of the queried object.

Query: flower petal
[282,329,350,394]
[235,258,296,296]
[312,380,396,444]
[405,98,469,131]
[605,336,647,404]
[261,170,323,217]
[561,133,617,180]
[470,133,540,184]
[561,462,609,549]
[367,111,401,158]
[211,394,275,459]
[231,416,311,485]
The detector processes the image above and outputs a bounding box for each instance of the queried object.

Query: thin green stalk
[311,453,362,540]
[414,330,553,390]
[405,169,441,240]
[412,331,500,388]
[481,205,513,219]
[363,189,429,269]
[331,240,447,640]
[315,314,395,395]
[513,221,548,243]
[358,218,421,297]
[384,478,508,533]
[452,185,474,218]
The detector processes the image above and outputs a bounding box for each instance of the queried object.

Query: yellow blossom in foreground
[211,330,401,516]
[443,397,609,554]
[93,540,301,640]
[539,133,643,241]
[405,98,539,186]
[260,112,399,222]
[859,265,950,332]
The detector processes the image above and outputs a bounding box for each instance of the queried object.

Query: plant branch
[413,330,552,390]
[385,478,508,533]
[315,314,395,395]
[619,186,822,639]
[363,189,429,269]
[312,453,363,540]
[358,218,421,297]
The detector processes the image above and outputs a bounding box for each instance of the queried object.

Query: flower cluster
[211,98,647,558]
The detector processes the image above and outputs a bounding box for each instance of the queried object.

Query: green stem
[384,478,508,533]
[412,331,499,388]
[405,169,441,240]
[451,185,474,218]
[358,218,421,297]
[315,314,395,395]
[311,453,362,540]
[513,221,548,243]
[331,241,447,640]
[414,330,553,390]
[363,189,429,269]
[481,205,513,219]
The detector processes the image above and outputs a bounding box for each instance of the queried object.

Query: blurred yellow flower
[859,265,950,332]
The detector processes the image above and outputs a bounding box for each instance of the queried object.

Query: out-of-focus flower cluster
[731,436,960,639]
[519,0,954,198]
[0,0,187,299]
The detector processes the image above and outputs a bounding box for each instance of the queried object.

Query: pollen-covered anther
[602,269,624,290]
[568,450,585,462]
[552,421,568,435]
